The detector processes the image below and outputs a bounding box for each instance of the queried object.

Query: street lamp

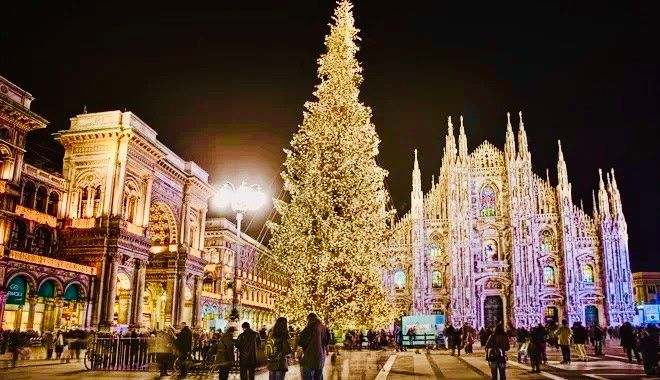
[214,181,266,324]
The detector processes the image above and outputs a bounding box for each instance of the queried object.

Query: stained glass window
[394,270,406,289]
[432,271,442,288]
[480,185,497,217]
[429,245,441,258]
[484,240,498,261]
[540,229,555,252]
[543,266,555,286]
[583,264,594,284]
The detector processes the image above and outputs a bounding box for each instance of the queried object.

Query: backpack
[487,346,505,363]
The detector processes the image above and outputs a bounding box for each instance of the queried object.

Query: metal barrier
[84,337,154,371]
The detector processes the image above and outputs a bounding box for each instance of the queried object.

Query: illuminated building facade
[0,75,286,332]
[386,114,635,328]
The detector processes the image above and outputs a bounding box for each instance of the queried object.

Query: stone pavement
[0,342,655,380]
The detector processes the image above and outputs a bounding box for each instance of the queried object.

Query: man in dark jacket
[297,313,331,380]
[592,324,605,356]
[176,323,193,378]
[237,322,259,380]
[620,321,641,363]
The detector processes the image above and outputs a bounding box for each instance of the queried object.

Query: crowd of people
[2,317,659,379]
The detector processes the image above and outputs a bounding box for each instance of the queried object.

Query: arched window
[32,226,53,256]
[79,187,89,217]
[47,192,59,216]
[93,185,102,217]
[10,219,27,251]
[35,186,48,212]
[432,271,442,288]
[583,264,595,284]
[543,266,556,286]
[429,244,441,258]
[483,239,498,261]
[540,229,555,253]
[21,181,36,207]
[480,184,497,217]
[394,270,406,289]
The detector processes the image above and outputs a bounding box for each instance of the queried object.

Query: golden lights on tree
[268,0,394,329]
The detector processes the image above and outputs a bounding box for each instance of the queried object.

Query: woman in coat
[266,317,292,380]
[485,323,510,380]
[216,327,236,380]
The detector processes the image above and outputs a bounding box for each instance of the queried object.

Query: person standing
[639,329,659,375]
[298,313,331,380]
[266,317,292,380]
[55,330,64,359]
[556,320,572,364]
[43,332,54,359]
[216,327,236,380]
[592,324,604,356]
[528,324,546,373]
[445,324,455,353]
[619,321,641,363]
[485,323,510,380]
[176,322,193,378]
[154,330,174,377]
[572,322,588,362]
[236,322,259,380]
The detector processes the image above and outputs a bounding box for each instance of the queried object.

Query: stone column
[192,276,203,328]
[99,253,119,330]
[43,300,54,332]
[198,208,207,251]
[84,277,95,329]
[141,175,153,228]
[130,260,146,328]
[26,296,37,331]
[111,135,129,216]
[175,273,185,326]
[0,290,6,326]
[54,298,64,330]
[180,181,191,245]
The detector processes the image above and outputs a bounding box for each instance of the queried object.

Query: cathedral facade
[385,113,635,328]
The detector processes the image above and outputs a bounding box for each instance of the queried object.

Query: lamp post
[215,181,266,325]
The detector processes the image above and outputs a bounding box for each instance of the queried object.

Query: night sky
[2,2,658,271]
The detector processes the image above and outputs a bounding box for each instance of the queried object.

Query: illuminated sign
[6,276,27,305]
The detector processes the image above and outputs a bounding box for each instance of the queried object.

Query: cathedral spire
[592,189,599,218]
[517,111,529,159]
[609,168,624,220]
[458,115,468,160]
[445,116,457,161]
[557,140,570,195]
[505,112,516,161]
[412,149,422,194]
[598,168,611,218]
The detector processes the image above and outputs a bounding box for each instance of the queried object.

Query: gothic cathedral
[385,113,635,328]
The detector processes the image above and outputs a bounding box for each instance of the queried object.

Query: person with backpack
[216,327,236,380]
[265,317,292,380]
[236,322,260,380]
[485,323,510,380]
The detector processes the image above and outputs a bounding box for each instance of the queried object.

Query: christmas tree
[268,0,393,329]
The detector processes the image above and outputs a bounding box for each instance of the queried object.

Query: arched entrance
[585,305,599,326]
[61,283,84,330]
[2,275,30,330]
[483,296,504,328]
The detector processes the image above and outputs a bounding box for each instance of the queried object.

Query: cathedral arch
[479,183,497,217]
[21,181,36,208]
[35,186,48,212]
[122,177,141,223]
[149,201,178,246]
[47,191,59,216]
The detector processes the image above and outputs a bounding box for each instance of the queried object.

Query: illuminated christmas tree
[268,0,393,329]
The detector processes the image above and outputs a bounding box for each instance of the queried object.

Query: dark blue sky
[2,1,658,271]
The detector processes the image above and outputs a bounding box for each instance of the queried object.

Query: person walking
[154,330,174,377]
[237,322,259,380]
[639,329,659,375]
[216,327,236,380]
[619,321,641,363]
[592,324,604,356]
[572,321,588,362]
[556,320,572,364]
[176,322,193,378]
[485,323,510,380]
[298,312,331,380]
[55,330,64,359]
[265,317,292,380]
[43,332,54,359]
[528,323,546,373]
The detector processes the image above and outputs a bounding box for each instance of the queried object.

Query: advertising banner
[6,276,27,305]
